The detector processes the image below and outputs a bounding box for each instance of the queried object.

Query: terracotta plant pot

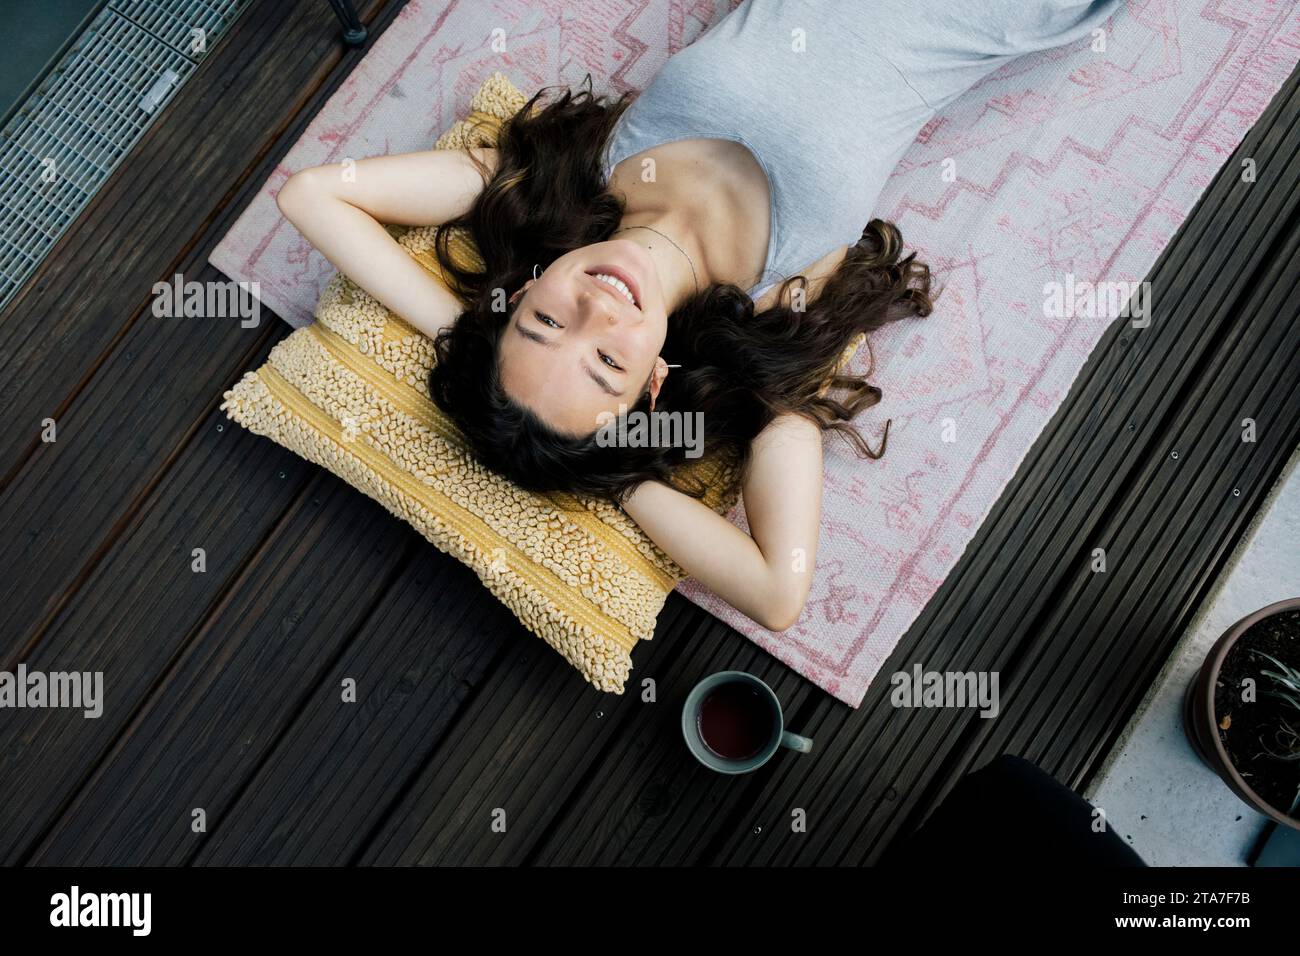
[1183,596,1300,831]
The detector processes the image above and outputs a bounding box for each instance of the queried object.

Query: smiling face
[498,238,671,436]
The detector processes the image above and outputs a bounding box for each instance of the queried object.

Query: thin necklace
[613,224,699,294]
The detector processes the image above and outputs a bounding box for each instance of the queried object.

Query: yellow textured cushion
[220,72,741,693]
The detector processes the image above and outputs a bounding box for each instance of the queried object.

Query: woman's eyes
[534,312,623,371]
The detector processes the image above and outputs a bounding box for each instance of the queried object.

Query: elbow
[275,167,318,218]
[755,580,811,633]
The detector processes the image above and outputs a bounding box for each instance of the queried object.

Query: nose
[578,285,624,325]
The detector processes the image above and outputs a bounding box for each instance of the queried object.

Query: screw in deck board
[327,0,368,46]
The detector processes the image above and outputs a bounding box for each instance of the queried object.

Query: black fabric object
[881,754,1147,866]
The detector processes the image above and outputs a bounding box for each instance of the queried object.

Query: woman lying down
[276,0,1123,631]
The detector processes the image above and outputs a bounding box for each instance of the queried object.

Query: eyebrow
[583,364,622,397]
[513,318,623,397]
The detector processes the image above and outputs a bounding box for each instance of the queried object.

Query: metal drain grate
[0,0,251,311]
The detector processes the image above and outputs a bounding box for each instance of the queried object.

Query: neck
[613,209,709,312]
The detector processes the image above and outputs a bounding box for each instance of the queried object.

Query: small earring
[533,263,542,280]
[665,364,681,369]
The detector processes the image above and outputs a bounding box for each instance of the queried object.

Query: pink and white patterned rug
[210,0,1300,706]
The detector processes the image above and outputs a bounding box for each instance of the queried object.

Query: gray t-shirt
[602,0,1123,299]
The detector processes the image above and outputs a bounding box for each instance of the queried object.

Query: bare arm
[275,147,498,339]
[620,413,823,632]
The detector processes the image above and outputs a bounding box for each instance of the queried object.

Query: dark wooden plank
[0,263,284,662]
[0,393,318,863]
[192,553,519,866]
[0,0,426,865]
[0,0,393,485]
[355,602,800,866]
[954,220,1300,787]
[26,475,414,865]
[0,0,398,655]
[528,616,823,867]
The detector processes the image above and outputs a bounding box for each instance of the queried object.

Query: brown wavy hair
[427,76,936,504]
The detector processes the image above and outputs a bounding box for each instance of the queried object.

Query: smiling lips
[585,263,641,310]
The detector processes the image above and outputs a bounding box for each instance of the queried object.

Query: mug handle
[780,730,814,754]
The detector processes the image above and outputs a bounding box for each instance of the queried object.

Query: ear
[508,277,537,306]
[647,356,671,411]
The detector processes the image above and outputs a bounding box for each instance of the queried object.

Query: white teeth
[591,272,636,307]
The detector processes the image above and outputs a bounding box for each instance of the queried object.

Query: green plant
[1251,649,1300,815]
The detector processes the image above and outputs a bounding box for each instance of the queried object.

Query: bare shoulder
[752,243,848,312]
[752,409,822,452]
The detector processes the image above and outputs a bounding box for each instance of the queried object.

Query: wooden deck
[1,0,1297,866]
